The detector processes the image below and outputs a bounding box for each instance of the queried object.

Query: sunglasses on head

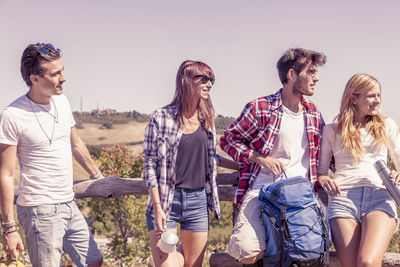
[194,75,215,85]
[37,43,56,56]
[31,44,56,73]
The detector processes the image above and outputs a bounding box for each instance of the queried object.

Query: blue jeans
[146,187,209,232]
[17,201,103,267]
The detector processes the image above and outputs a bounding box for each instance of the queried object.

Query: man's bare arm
[70,127,103,179]
[0,143,24,256]
[250,151,285,176]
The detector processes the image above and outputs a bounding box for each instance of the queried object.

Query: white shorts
[227,188,266,261]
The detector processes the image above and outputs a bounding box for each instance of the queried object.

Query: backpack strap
[315,201,330,264]
[279,205,289,267]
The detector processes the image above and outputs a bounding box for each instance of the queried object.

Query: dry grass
[76,121,147,154]
[73,121,147,179]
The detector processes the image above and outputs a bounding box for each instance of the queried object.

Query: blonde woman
[318,73,400,266]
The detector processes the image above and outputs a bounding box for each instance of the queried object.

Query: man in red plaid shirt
[220,48,327,264]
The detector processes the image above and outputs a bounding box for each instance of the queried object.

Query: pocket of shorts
[193,190,207,201]
[33,204,58,217]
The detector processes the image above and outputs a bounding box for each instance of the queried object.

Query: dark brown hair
[20,43,61,87]
[276,48,326,84]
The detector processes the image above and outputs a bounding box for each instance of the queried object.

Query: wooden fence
[14,172,400,266]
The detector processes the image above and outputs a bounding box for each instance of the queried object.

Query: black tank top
[175,126,208,189]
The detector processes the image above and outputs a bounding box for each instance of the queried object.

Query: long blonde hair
[335,73,386,163]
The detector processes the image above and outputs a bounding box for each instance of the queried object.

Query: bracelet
[3,229,17,236]
[153,202,161,206]
[90,171,104,180]
[1,221,16,228]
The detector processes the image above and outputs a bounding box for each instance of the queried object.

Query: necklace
[26,94,59,123]
[27,95,56,146]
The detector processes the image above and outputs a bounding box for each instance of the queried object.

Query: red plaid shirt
[220,89,324,208]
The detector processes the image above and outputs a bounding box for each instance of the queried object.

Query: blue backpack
[258,176,330,267]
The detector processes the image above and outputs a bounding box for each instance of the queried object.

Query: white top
[0,94,76,206]
[252,105,310,189]
[317,118,400,190]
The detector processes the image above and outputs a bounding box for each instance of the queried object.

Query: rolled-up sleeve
[220,101,258,165]
[142,113,159,189]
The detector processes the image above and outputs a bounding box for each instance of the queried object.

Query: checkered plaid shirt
[142,105,221,221]
[220,89,324,208]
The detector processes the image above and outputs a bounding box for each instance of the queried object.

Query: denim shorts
[17,201,103,267]
[146,187,209,232]
[328,186,398,225]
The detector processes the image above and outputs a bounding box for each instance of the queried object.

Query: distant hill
[73,111,235,133]
[73,110,149,124]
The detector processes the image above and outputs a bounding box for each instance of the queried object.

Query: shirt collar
[271,88,314,113]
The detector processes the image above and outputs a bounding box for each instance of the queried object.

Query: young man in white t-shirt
[0,43,104,267]
[220,48,326,264]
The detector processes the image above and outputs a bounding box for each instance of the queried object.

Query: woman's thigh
[181,230,208,267]
[329,217,361,267]
[358,211,396,265]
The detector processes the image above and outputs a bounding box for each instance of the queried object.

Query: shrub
[88,145,150,265]
[102,123,113,129]
[87,145,102,159]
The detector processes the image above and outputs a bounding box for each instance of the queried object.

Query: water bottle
[374,160,400,206]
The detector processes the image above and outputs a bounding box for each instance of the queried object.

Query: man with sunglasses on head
[0,43,103,267]
[220,48,326,264]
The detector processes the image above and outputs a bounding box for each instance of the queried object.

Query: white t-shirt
[0,94,76,206]
[252,105,310,189]
[317,118,400,190]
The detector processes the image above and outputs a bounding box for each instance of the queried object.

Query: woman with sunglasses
[142,60,237,267]
[317,73,400,266]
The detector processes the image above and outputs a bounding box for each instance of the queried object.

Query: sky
[1,0,400,124]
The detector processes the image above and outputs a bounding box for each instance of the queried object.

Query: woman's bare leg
[330,217,361,267]
[357,211,396,267]
[180,230,208,267]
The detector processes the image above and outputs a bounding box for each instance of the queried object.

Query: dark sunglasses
[31,44,56,73]
[194,75,215,85]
